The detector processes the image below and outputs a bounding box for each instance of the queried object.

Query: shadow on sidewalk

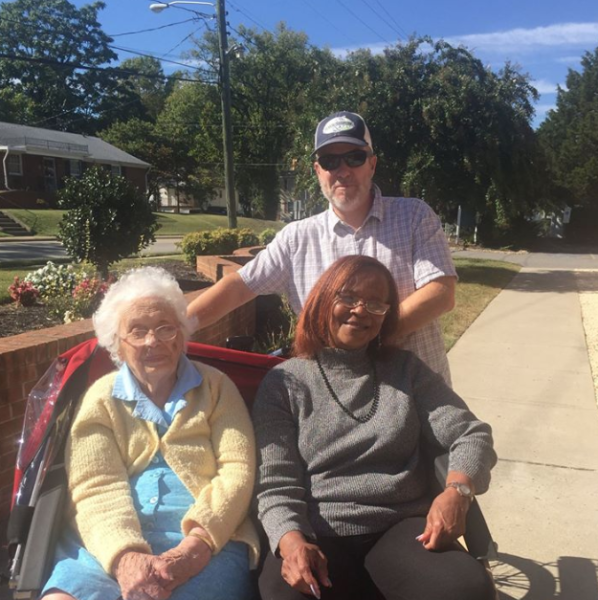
[507,270,598,294]
[492,553,598,600]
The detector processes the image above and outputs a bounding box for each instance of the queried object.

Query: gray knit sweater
[252,347,496,553]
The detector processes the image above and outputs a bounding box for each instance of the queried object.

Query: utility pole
[216,0,237,228]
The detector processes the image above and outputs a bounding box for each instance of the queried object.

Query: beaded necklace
[315,354,380,423]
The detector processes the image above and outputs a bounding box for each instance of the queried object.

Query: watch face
[459,484,472,497]
[447,482,473,498]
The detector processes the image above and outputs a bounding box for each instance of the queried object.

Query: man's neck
[331,190,374,230]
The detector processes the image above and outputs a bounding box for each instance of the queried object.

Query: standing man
[187,111,457,383]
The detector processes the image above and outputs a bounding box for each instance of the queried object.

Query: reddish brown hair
[293,255,400,358]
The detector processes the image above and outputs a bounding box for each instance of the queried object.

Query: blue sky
[65,0,598,127]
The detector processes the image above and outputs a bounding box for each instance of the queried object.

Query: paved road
[0,238,182,264]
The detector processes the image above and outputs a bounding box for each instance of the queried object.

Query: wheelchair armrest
[433,453,498,561]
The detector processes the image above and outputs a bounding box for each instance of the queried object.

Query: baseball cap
[312,111,373,156]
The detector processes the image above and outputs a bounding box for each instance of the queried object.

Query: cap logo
[322,116,355,134]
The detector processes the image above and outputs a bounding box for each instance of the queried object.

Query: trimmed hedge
[178,227,260,265]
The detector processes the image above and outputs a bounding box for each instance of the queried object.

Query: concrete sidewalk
[449,267,598,600]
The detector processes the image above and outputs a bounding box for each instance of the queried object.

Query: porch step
[0,211,30,236]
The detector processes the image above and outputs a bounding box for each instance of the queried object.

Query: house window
[7,154,22,176]
[69,159,82,177]
[111,165,122,176]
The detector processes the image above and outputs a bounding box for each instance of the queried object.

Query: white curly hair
[93,266,195,364]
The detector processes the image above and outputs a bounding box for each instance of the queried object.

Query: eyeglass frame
[334,292,391,316]
[315,149,373,172]
[121,324,180,346]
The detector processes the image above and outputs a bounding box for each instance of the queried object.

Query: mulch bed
[0,261,210,339]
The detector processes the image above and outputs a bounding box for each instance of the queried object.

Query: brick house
[0,122,150,208]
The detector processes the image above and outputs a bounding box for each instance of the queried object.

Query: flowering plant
[69,276,112,320]
[9,277,39,307]
[25,262,79,299]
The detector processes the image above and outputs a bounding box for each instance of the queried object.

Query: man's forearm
[397,276,456,339]
[187,272,257,331]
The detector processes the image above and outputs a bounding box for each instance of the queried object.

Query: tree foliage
[0,0,116,133]
[538,47,598,208]
[58,167,159,277]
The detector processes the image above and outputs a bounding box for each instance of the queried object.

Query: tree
[99,118,173,206]
[58,167,159,278]
[190,24,344,219]
[538,47,598,208]
[97,57,175,128]
[0,0,116,133]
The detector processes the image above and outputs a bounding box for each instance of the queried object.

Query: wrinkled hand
[417,488,470,551]
[278,531,331,598]
[113,551,174,600]
[159,535,212,589]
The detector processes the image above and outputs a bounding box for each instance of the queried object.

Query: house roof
[0,121,150,168]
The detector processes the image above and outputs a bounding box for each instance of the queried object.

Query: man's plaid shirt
[239,186,457,383]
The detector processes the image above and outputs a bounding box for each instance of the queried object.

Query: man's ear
[369,155,378,176]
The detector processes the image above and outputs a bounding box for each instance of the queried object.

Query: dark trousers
[258,517,495,600]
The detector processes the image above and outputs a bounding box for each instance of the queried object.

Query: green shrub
[258,228,277,246]
[179,227,260,265]
[58,167,158,278]
[235,228,259,248]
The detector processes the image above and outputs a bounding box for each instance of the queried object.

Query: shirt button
[149,496,158,504]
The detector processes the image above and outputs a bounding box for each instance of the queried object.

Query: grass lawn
[3,209,283,237]
[1,256,520,352]
[441,258,520,351]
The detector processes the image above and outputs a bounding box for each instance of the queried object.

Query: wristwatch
[445,482,474,500]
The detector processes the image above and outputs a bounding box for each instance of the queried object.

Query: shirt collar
[326,184,384,232]
[112,355,203,429]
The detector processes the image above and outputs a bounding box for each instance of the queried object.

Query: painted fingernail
[325,577,332,587]
[415,534,424,541]
[310,583,321,599]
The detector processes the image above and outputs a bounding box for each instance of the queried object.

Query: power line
[371,0,411,40]
[334,0,392,46]
[297,0,360,47]
[109,18,197,37]
[160,23,208,60]
[360,0,403,41]
[0,52,215,83]
[227,0,272,33]
[108,44,216,77]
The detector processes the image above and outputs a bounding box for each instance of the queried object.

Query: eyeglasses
[335,293,390,316]
[316,149,372,171]
[122,324,179,346]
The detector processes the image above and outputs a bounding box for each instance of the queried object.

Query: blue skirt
[42,455,253,600]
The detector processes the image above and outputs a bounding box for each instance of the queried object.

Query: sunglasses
[335,293,390,316]
[316,149,372,171]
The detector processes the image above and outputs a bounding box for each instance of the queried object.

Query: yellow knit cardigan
[64,360,259,574]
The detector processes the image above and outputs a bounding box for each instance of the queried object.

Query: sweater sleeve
[252,368,317,554]
[65,377,151,574]
[409,354,497,493]
[180,370,256,553]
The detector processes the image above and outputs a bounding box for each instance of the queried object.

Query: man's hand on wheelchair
[416,486,471,551]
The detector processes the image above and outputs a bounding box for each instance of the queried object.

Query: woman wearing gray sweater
[253,256,497,600]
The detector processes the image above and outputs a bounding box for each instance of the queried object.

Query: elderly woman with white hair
[41,267,259,600]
